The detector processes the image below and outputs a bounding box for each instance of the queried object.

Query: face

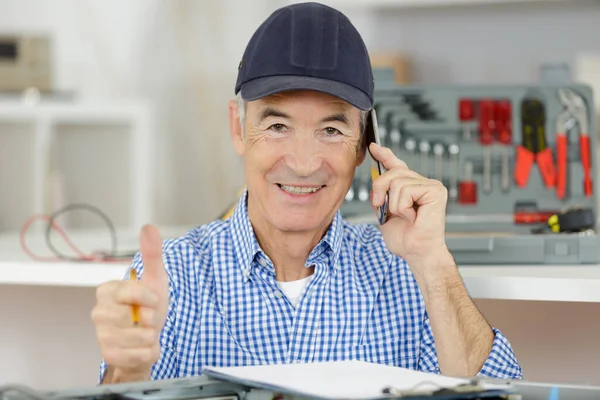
[229,90,366,236]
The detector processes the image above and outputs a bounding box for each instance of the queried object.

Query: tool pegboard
[342,68,600,264]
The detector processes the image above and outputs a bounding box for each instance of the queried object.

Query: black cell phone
[367,109,389,225]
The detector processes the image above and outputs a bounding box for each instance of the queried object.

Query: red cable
[19,214,129,263]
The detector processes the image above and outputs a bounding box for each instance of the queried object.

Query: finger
[96,281,121,304]
[371,169,422,207]
[97,326,159,349]
[387,179,418,223]
[391,180,446,221]
[92,302,160,328]
[369,142,408,170]
[114,280,159,308]
[139,225,167,285]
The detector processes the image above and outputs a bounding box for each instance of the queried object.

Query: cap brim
[240,75,372,111]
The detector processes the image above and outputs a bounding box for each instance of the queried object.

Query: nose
[285,134,323,177]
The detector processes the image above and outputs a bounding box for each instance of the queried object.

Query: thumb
[139,224,168,296]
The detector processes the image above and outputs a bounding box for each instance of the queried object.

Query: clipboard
[201,361,514,400]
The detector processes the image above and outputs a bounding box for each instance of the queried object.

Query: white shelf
[0,226,192,287]
[3,250,600,303]
[0,100,151,122]
[460,265,600,302]
[0,261,127,287]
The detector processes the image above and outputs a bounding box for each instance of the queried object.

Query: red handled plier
[514,98,556,189]
[556,89,592,199]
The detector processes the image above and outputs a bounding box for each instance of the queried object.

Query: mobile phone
[367,109,389,225]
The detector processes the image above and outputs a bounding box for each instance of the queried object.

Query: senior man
[93,2,522,384]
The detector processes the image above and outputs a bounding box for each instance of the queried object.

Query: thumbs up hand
[92,225,170,383]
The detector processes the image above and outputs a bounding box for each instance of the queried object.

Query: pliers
[514,97,556,189]
[556,88,592,199]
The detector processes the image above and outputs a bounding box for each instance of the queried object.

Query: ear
[229,99,245,156]
[356,139,367,166]
[355,112,371,166]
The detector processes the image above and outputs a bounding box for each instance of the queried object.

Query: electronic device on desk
[342,66,600,265]
[0,35,51,92]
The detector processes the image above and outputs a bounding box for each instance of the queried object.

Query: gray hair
[235,92,369,138]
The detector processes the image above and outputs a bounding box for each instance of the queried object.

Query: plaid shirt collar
[229,190,344,281]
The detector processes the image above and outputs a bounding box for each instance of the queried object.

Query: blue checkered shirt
[99,192,522,381]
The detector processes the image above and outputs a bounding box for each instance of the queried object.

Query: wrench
[405,138,416,169]
[501,147,510,192]
[448,144,459,201]
[419,140,431,178]
[433,143,444,182]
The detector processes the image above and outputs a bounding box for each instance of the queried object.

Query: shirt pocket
[347,338,418,369]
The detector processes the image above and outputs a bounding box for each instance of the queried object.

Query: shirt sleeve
[97,250,180,383]
[417,312,523,379]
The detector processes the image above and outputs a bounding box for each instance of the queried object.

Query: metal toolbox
[342,68,600,265]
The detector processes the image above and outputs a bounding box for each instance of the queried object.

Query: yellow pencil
[129,269,140,326]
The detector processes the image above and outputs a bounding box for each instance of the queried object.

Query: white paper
[203,360,510,400]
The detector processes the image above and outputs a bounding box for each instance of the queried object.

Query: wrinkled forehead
[249,90,358,116]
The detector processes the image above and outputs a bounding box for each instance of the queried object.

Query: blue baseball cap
[234,2,374,111]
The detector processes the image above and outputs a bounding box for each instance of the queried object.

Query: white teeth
[279,185,321,195]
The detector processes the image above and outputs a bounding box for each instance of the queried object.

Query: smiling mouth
[277,184,324,195]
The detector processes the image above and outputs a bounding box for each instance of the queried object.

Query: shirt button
[243,269,250,277]
[274,291,283,299]
[260,259,268,267]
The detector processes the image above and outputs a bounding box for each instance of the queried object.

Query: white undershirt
[276,275,314,307]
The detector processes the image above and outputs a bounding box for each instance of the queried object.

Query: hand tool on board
[495,100,512,192]
[458,98,475,140]
[419,139,430,178]
[374,102,404,147]
[433,143,444,182]
[546,208,595,233]
[556,88,592,199]
[357,176,370,202]
[446,211,558,224]
[478,99,495,194]
[458,161,477,205]
[404,93,440,121]
[514,97,556,189]
[388,114,404,153]
[448,144,459,202]
[530,208,595,233]
[346,179,356,202]
[404,137,416,169]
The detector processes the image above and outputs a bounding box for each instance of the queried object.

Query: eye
[323,127,342,136]
[268,123,287,132]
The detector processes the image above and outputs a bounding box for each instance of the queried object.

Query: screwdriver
[478,99,495,194]
[448,144,459,202]
[419,140,431,178]
[495,100,512,192]
[405,138,416,170]
[446,211,557,224]
[459,98,475,140]
[433,143,444,182]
